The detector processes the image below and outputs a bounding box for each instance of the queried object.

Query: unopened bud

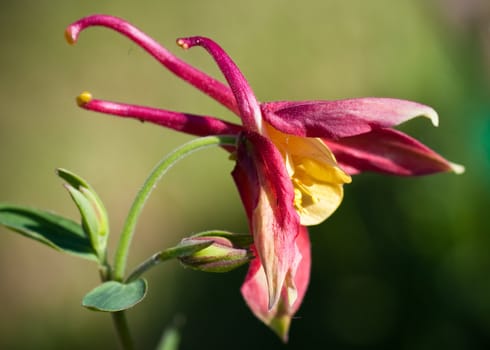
[178,235,252,273]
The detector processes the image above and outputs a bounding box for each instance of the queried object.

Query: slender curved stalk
[112,135,237,281]
[125,241,213,283]
[124,252,165,284]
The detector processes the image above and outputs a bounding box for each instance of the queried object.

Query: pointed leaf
[64,185,100,240]
[82,279,147,312]
[56,168,109,231]
[80,186,109,251]
[57,168,92,189]
[58,168,109,257]
[0,204,97,261]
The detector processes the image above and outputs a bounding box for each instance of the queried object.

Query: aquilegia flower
[66,14,464,341]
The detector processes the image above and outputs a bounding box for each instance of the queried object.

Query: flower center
[292,164,320,213]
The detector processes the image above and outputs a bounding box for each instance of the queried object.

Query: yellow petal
[266,124,351,226]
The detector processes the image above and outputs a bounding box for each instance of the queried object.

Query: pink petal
[282,225,311,320]
[241,226,311,342]
[232,131,300,309]
[261,98,439,138]
[324,128,464,176]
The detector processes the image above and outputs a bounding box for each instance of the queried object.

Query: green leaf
[57,168,92,190]
[0,203,97,261]
[65,184,100,240]
[57,168,109,258]
[82,279,148,312]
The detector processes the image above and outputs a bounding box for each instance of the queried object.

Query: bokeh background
[1,0,489,349]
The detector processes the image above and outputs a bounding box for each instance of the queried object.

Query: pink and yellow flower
[66,15,463,341]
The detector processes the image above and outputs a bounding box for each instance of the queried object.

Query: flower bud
[178,235,252,273]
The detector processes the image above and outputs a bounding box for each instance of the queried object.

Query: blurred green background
[1,0,489,349]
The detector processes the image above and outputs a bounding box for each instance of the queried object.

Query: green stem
[112,311,134,350]
[125,241,212,283]
[112,135,237,281]
[125,251,165,283]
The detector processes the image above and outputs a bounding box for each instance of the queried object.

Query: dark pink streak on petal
[246,131,299,236]
[235,132,300,308]
[81,98,242,136]
[232,134,260,220]
[177,36,262,132]
[66,15,238,114]
[261,98,438,138]
[325,128,457,176]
